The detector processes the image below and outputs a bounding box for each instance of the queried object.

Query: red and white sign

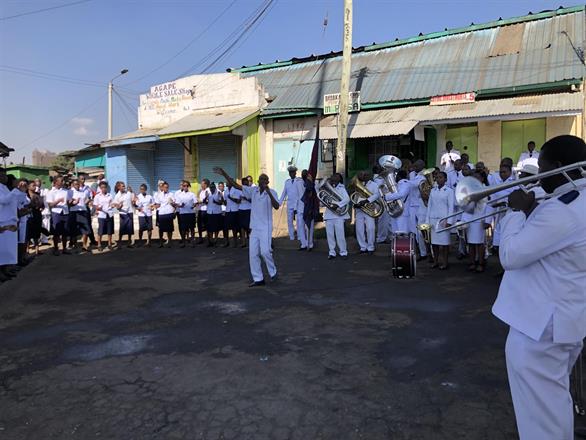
[430,92,476,106]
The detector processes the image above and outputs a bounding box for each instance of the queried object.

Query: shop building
[232,5,584,189]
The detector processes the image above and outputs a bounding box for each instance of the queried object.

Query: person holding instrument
[492,135,586,440]
[214,167,280,287]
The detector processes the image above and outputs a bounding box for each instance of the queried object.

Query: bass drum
[390,233,416,279]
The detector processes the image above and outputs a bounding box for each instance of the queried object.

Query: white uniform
[321,182,350,257]
[489,175,517,246]
[279,177,304,241]
[408,173,427,257]
[493,178,586,440]
[425,185,455,245]
[136,194,154,217]
[446,169,462,190]
[39,187,51,244]
[384,178,410,233]
[355,179,380,252]
[93,193,114,219]
[174,190,196,214]
[242,185,279,282]
[225,187,241,212]
[374,175,391,243]
[15,190,29,244]
[0,183,18,265]
[516,150,540,170]
[439,149,461,172]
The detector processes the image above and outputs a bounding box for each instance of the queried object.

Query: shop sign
[430,92,476,106]
[323,91,361,115]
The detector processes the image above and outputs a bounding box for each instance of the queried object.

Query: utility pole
[336,0,352,177]
[108,69,129,140]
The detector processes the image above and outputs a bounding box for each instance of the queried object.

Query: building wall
[139,73,264,130]
[105,147,128,192]
[7,167,50,187]
[546,115,578,139]
[477,120,502,171]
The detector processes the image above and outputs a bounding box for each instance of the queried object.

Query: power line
[0,0,93,21]
[0,66,104,88]
[123,0,238,86]
[23,92,106,148]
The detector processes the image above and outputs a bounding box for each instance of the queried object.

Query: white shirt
[0,183,18,226]
[225,187,241,213]
[206,191,223,215]
[80,184,93,201]
[70,189,88,212]
[425,185,455,224]
[440,149,461,172]
[407,173,425,208]
[46,187,70,215]
[321,182,350,221]
[239,186,252,210]
[493,178,586,343]
[114,191,134,214]
[93,192,113,219]
[198,188,210,212]
[136,193,154,217]
[174,190,196,214]
[517,150,540,169]
[365,180,381,203]
[242,185,279,231]
[155,191,175,215]
[39,187,50,215]
[489,174,517,204]
[279,177,304,209]
[446,169,461,189]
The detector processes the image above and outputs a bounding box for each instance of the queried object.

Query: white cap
[520,163,539,175]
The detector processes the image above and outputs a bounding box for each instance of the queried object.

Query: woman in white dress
[461,171,492,273]
[425,172,455,269]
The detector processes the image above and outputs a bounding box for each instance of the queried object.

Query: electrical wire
[0,65,105,88]
[123,0,238,86]
[0,0,93,21]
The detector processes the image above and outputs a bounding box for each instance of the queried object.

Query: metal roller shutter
[198,134,238,184]
[126,149,154,194]
[155,140,184,191]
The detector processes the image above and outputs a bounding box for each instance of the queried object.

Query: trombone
[435,161,586,233]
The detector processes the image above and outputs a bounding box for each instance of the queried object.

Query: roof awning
[418,92,583,124]
[101,128,160,148]
[157,107,260,139]
[320,109,419,139]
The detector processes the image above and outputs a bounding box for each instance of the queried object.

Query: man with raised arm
[214,167,280,287]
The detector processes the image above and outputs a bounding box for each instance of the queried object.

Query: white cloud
[71,117,96,136]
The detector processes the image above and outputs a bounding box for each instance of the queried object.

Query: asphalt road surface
[0,240,583,439]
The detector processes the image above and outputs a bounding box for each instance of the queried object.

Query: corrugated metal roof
[157,107,259,137]
[320,111,419,138]
[318,93,582,136]
[242,9,585,113]
[101,128,160,148]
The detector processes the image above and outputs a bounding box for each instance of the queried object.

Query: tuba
[377,155,404,218]
[419,168,435,207]
[317,179,349,216]
[350,176,384,218]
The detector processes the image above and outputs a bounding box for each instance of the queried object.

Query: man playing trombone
[491,135,586,439]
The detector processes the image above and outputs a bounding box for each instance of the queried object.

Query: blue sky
[0,0,573,162]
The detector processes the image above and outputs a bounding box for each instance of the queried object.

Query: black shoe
[307,247,313,252]
[367,251,374,256]
[457,253,465,260]
[328,255,336,260]
[298,247,307,251]
[249,280,266,287]
[341,255,348,260]
[270,274,278,282]
[359,250,367,254]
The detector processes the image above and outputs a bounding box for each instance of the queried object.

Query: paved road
[0,241,582,439]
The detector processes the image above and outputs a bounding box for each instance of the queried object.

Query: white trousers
[391,213,410,234]
[505,322,582,440]
[376,211,391,243]
[286,208,296,240]
[298,216,314,249]
[355,211,375,251]
[325,219,347,256]
[409,205,427,257]
[249,229,277,282]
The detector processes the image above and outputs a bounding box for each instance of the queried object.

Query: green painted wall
[446,125,478,163]
[501,118,546,162]
[6,166,51,187]
[245,118,261,179]
[75,150,105,168]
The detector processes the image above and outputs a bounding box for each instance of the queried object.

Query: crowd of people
[0,139,545,283]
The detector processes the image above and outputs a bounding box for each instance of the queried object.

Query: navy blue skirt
[238,209,251,230]
[158,213,175,233]
[178,213,196,231]
[225,211,239,231]
[98,216,114,235]
[139,216,153,232]
[72,210,91,235]
[119,213,134,235]
[206,213,222,233]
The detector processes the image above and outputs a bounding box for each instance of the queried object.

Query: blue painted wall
[105,147,128,194]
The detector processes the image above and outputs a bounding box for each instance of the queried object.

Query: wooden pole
[336,0,352,177]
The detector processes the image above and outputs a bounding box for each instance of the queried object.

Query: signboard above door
[323,91,361,115]
[430,92,476,106]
